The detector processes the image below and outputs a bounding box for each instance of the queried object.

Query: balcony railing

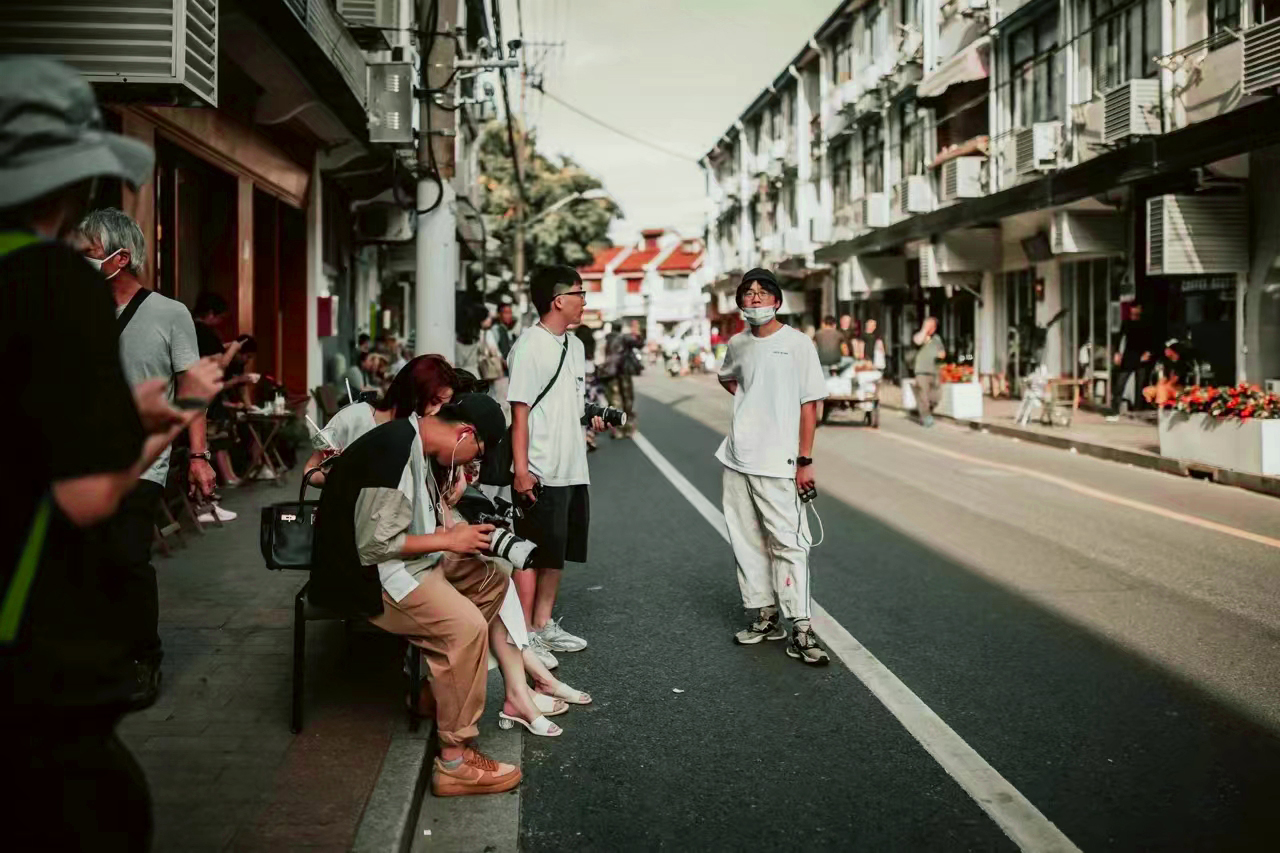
[285,0,368,106]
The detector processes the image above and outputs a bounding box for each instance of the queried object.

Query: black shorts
[513,484,589,569]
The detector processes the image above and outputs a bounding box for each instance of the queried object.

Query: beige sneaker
[431,747,521,797]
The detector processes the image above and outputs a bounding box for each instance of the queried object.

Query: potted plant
[1158,384,1280,476]
[937,363,983,420]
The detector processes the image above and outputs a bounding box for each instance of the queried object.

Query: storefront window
[1003,269,1038,389]
[1062,258,1121,406]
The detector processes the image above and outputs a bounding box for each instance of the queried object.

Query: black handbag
[260,466,326,570]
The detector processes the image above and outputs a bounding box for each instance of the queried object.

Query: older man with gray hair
[77,206,222,706]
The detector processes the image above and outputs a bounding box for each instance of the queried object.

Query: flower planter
[937,381,984,420]
[1158,410,1280,476]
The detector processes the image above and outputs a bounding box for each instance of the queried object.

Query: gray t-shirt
[912,335,945,376]
[116,290,200,485]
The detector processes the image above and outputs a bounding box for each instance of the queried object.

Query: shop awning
[917,36,990,100]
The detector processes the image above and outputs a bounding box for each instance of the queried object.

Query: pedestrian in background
[601,319,642,438]
[1,57,224,851]
[912,317,945,427]
[77,206,221,699]
[717,268,830,666]
[1107,302,1153,421]
[814,315,846,371]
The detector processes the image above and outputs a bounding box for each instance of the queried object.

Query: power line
[532,83,701,164]
[493,0,530,208]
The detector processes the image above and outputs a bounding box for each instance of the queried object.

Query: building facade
[580,229,708,340]
[703,0,1280,396]
[1,0,498,413]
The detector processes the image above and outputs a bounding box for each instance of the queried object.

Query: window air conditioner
[0,0,219,107]
[939,157,985,201]
[863,193,891,228]
[1244,18,1280,95]
[891,175,932,217]
[1102,79,1162,144]
[337,0,399,29]
[1014,122,1062,175]
[810,216,834,243]
[919,243,940,288]
[1146,195,1247,275]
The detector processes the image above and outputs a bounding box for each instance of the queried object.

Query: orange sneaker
[431,747,522,797]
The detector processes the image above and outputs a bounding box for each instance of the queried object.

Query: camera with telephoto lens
[455,491,539,570]
[581,403,627,428]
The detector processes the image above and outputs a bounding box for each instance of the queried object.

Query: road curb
[879,402,1280,500]
[353,732,433,853]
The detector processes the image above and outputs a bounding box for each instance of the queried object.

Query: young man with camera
[717,268,831,665]
[310,394,524,797]
[508,266,607,658]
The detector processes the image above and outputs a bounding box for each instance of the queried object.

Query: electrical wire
[494,0,531,210]
[532,83,701,163]
[415,0,446,215]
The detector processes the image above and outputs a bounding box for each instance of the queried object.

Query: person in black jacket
[1109,303,1154,419]
[310,394,524,797]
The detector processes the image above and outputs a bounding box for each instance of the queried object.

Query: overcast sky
[493,0,836,245]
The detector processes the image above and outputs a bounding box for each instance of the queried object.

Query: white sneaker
[528,635,559,670]
[537,618,587,653]
[254,466,279,481]
[196,503,237,523]
[1105,415,1120,423]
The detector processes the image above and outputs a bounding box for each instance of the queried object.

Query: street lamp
[526,188,612,226]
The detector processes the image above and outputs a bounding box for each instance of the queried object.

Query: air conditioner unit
[864,193,891,228]
[1102,79,1162,144]
[0,0,219,107]
[891,176,933,217]
[810,216,834,243]
[337,0,398,28]
[919,243,941,288]
[355,202,415,242]
[1014,122,1062,175]
[1147,195,1248,275]
[1243,17,1280,95]
[939,157,985,201]
[1051,211,1125,255]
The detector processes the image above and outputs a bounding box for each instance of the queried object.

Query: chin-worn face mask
[85,248,123,280]
[742,305,777,326]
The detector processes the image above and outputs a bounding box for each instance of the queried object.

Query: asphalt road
[516,374,1280,852]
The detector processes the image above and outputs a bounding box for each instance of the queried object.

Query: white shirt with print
[507,324,589,487]
[715,324,828,479]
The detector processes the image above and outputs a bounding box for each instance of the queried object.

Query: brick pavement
[117,471,425,852]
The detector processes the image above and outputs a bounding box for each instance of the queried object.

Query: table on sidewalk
[240,410,297,485]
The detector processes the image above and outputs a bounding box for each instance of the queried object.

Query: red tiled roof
[613,247,662,274]
[578,246,625,276]
[658,247,704,272]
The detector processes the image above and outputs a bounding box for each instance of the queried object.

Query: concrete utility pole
[415,0,459,358]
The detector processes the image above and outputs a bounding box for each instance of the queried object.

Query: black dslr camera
[581,403,627,428]
[454,489,539,570]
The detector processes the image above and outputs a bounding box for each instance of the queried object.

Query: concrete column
[305,159,324,414]
[979,271,997,375]
[415,181,458,358]
[236,177,254,336]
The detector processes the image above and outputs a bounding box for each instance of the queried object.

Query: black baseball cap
[438,393,508,482]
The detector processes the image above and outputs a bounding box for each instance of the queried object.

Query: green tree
[477,119,621,280]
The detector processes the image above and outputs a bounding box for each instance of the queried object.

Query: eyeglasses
[558,290,588,299]
[741,287,773,303]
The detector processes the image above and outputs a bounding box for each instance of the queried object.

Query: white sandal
[538,681,592,705]
[532,692,569,717]
[498,712,562,737]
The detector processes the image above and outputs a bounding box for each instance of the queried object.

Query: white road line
[632,432,1082,853]
[875,428,1280,552]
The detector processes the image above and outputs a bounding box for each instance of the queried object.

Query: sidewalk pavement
[117,470,429,852]
[875,380,1280,499]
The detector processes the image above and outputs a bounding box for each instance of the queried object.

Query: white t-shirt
[507,324,589,487]
[317,402,378,452]
[715,324,828,479]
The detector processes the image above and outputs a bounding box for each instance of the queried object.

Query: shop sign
[1174,275,1236,293]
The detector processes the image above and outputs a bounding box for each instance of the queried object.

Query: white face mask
[742,305,777,326]
[85,248,123,280]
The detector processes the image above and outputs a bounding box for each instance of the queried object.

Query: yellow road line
[874,429,1280,552]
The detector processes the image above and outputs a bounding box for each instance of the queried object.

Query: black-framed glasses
[558,290,588,299]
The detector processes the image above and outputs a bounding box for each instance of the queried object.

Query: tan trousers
[370,556,507,746]
[914,373,937,420]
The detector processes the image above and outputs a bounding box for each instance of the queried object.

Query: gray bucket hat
[0,57,154,208]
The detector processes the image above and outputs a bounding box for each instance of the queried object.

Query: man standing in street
[1108,303,1153,421]
[912,317,945,428]
[78,206,214,705]
[814,315,846,371]
[602,318,643,438]
[717,268,830,666]
[509,266,606,660]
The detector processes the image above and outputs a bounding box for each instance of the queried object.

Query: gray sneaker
[528,634,559,670]
[537,618,587,653]
[734,609,787,645]
[786,626,830,666]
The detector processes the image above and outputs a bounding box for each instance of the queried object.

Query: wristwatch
[189,452,212,462]
[796,456,813,467]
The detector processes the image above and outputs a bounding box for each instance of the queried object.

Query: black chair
[265,465,424,734]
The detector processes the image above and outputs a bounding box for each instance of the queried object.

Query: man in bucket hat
[716,268,831,665]
[0,58,224,851]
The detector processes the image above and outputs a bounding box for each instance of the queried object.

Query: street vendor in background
[854,318,886,370]
[1144,338,1196,408]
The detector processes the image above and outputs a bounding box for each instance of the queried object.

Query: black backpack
[479,337,567,487]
